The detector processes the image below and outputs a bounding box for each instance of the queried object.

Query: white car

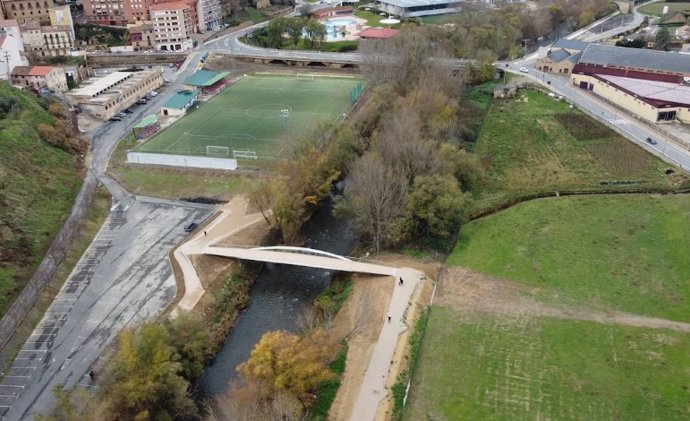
[519,67,529,73]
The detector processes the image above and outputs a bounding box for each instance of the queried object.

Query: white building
[197,0,221,32]
[151,1,194,51]
[0,19,29,79]
[376,0,463,17]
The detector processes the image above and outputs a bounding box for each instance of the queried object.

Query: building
[183,69,228,96]
[376,0,463,18]
[536,39,589,75]
[197,0,221,32]
[311,6,353,19]
[570,44,690,124]
[49,4,74,39]
[83,0,128,26]
[0,19,29,79]
[1,0,55,24]
[10,64,67,91]
[123,0,153,23]
[133,114,160,139]
[128,21,154,49]
[20,21,74,57]
[161,89,196,116]
[67,68,163,120]
[358,27,398,39]
[151,1,195,51]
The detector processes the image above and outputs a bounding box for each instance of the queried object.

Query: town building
[82,0,128,26]
[20,21,74,57]
[49,4,74,38]
[0,19,29,79]
[127,21,154,49]
[151,1,195,51]
[570,44,690,124]
[536,39,589,75]
[123,0,152,23]
[376,0,462,18]
[10,64,67,91]
[161,89,196,116]
[1,0,55,24]
[197,0,220,32]
[67,68,163,120]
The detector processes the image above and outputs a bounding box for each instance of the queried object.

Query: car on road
[519,67,529,73]
[646,137,657,145]
[109,116,122,122]
[184,222,198,232]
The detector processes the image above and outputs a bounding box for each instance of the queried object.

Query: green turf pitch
[134,75,361,159]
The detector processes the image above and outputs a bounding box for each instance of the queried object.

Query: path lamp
[281,108,290,142]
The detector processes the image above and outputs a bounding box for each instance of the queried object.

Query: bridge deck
[203,246,397,277]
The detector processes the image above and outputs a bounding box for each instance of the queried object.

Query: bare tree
[347,153,408,251]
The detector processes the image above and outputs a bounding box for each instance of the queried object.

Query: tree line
[250,16,327,49]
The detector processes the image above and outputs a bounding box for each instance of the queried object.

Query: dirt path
[439,267,690,333]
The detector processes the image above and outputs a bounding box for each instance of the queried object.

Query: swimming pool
[322,17,358,41]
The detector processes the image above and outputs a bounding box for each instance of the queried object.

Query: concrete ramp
[203,246,397,277]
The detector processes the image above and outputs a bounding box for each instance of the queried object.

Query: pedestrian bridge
[203,245,397,277]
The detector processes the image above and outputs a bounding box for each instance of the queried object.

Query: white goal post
[296,74,315,80]
[233,150,258,160]
[206,145,230,157]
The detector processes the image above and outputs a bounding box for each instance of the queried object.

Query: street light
[281,108,290,143]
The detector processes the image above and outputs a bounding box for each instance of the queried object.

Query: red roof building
[358,27,399,39]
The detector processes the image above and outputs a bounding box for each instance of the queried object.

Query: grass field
[638,1,690,16]
[404,306,690,421]
[449,194,690,322]
[135,75,362,159]
[473,89,682,211]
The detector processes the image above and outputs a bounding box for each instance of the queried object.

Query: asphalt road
[0,52,214,421]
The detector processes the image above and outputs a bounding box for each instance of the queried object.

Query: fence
[0,173,98,357]
[127,151,238,170]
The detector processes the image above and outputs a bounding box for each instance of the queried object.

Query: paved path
[172,197,265,313]
[349,267,425,421]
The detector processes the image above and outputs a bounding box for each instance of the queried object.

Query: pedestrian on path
[89,370,96,382]
[387,316,391,323]
[204,230,207,236]
[399,277,404,286]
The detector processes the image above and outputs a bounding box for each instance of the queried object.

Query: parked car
[646,137,657,145]
[519,67,529,73]
[123,109,133,114]
[109,116,122,122]
[150,91,158,97]
[184,222,198,232]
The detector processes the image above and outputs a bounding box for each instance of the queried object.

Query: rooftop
[0,19,19,27]
[29,66,54,76]
[552,38,591,51]
[134,114,158,128]
[377,0,460,9]
[70,71,133,97]
[183,69,229,86]
[163,90,197,109]
[358,27,399,39]
[579,44,690,75]
[547,48,571,62]
[599,74,690,107]
[11,65,31,76]
[150,1,189,11]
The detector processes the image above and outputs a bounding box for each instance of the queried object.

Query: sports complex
[129,74,363,165]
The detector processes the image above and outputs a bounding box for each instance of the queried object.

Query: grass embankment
[405,306,690,421]
[0,186,110,373]
[109,135,256,201]
[472,89,684,214]
[449,195,690,322]
[638,2,690,16]
[0,83,82,317]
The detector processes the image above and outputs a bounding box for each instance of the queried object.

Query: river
[195,197,357,400]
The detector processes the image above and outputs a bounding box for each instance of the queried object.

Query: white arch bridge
[203,245,398,277]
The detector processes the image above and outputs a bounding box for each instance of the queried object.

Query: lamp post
[281,108,290,143]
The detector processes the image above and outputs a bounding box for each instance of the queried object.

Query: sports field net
[134,74,363,160]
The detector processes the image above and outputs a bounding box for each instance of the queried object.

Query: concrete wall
[570,74,690,124]
[127,152,238,170]
[86,52,188,68]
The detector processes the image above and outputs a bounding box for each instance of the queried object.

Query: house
[0,19,29,79]
[20,21,74,57]
[358,27,399,39]
[376,0,463,18]
[128,22,154,50]
[536,39,589,74]
[10,65,67,91]
[310,6,353,19]
[161,89,197,116]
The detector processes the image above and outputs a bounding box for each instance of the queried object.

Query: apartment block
[151,1,194,51]
[197,0,220,32]
[82,0,127,26]
[1,0,55,24]
[21,20,73,56]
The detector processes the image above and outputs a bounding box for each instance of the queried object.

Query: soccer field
[134,74,362,159]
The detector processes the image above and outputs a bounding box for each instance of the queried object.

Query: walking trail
[172,196,265,314]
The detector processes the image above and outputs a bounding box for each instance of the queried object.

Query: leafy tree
[655,26,671,51]
[237,329,336,407]
[286,17,305,46]
[99,323,198,421]
[304,18,326,47]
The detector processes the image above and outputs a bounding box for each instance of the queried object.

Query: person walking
[387,316,391,323]
[399,277,404,286]
[204,230,207,236]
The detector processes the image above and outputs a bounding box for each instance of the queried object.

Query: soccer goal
[296,73,316,81]
[233,150,258,160]
[206,145,230,157]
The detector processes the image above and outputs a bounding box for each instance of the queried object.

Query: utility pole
[521,38,529,57]
[3,51,10,79]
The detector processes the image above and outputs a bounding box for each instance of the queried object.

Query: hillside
[0,82,83,317]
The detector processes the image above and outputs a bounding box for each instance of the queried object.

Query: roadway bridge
[203,245,398,277]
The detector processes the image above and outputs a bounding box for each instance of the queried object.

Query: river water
[196,198,357,400]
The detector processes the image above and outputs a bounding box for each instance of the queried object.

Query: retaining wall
[127,152,238,170]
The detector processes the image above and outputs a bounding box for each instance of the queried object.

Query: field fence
[127,151,238,170]
[0,172,98,362]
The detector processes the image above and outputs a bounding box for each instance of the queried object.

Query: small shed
[161,90,198,117]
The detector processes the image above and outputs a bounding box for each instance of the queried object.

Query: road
[0,52,216,421]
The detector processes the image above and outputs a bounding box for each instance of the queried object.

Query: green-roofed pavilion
[183,70,230,87]
[134,114,158,128]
